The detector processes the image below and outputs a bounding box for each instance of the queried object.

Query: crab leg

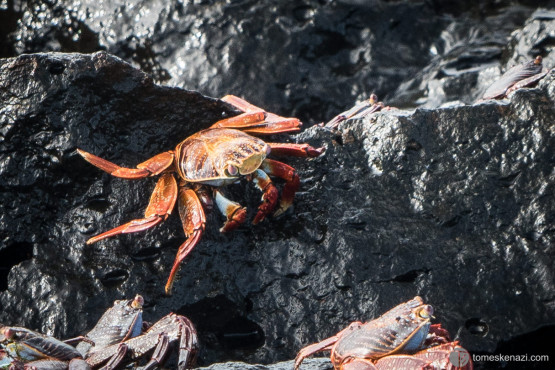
[294,335,339,370]
[142,317,198,370]
[295,322,364,370]
[86,173,178,244]
[99,343,129,370]
[141,334,170,370]
[249,169,279,224]
[325,94,383,129]
[342,359,379,369]
[177,316,198,370]
[214,190,247,232]
[267,143,324,158]
[211,95,302,135]
[77,149,175,179]
[165,187,206,295]
[260,159,300,216]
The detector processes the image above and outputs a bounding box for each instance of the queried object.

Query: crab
[0,326,83,369]
[294,296,473,370]
[481,56,550,100]
[323,94,390,129]
[77,95,323,294]
[0,295,197,370]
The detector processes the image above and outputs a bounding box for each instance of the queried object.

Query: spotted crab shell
[76,296,143,357]
[331,296,431,366]
[175,128,269,186]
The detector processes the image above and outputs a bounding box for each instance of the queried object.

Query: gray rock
[199,358,330,370]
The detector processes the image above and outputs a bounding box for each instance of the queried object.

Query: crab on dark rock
[78,95,323,294]
[295,297,473,370]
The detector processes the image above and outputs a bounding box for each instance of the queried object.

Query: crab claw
[214,190,248,232]
[249,170,279,224]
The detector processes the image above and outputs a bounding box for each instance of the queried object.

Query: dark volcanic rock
[1,2,555,369]
[1,51,554,369]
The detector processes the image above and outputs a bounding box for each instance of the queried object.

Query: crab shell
[331,296,432,366]
[76,295,144,357]
[0,326,82,363]
[175,128,270,186]
[482,56,544,100]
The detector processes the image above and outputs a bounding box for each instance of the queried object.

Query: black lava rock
[1,2,555,370]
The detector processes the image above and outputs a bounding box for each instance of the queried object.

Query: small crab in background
[323,94,392,129]
[480,56,551,100]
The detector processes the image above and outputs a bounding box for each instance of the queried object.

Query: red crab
[77,95,323,294]
[295,296,473,370]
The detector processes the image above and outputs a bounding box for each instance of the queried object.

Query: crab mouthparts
[238,154,264,175]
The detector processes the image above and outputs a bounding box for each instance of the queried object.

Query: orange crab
[78,95,322,294]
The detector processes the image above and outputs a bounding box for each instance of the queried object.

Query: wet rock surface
[1,1,555,369]
[5,0,554,122]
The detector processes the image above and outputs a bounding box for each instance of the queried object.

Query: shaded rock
[0,0,466,122]
[3,1,553,124]
[389,7,555,108]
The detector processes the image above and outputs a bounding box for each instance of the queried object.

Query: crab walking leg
[77,149,175,179]
[267,143,324,158]
[295,322,364,370]
[142,318,198,370]
[99,343,129,370]
[86,173,178,244]
[141,334,170,370]
[212,95,302,135]
[165,188,206,295]
[23,359,77,370]
[294,335,339,370]
[324,94,380,129]
[210,111,267,129]
[249,169,279,224]
[214,190,247,232]
[260,159,300,216]
[221,95,266,113]
[177,316,199,369]
[342,359,379,369]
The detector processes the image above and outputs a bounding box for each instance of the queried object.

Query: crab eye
[418,305,434,319]
[226,164,239,177]
[0,327,14,340]
[131,295,144,309]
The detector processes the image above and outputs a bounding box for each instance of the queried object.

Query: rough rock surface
[3,1,553,122]
[1,1,555,370]
[1,51,554,368]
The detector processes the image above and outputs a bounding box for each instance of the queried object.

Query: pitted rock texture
[1,52,554,369]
